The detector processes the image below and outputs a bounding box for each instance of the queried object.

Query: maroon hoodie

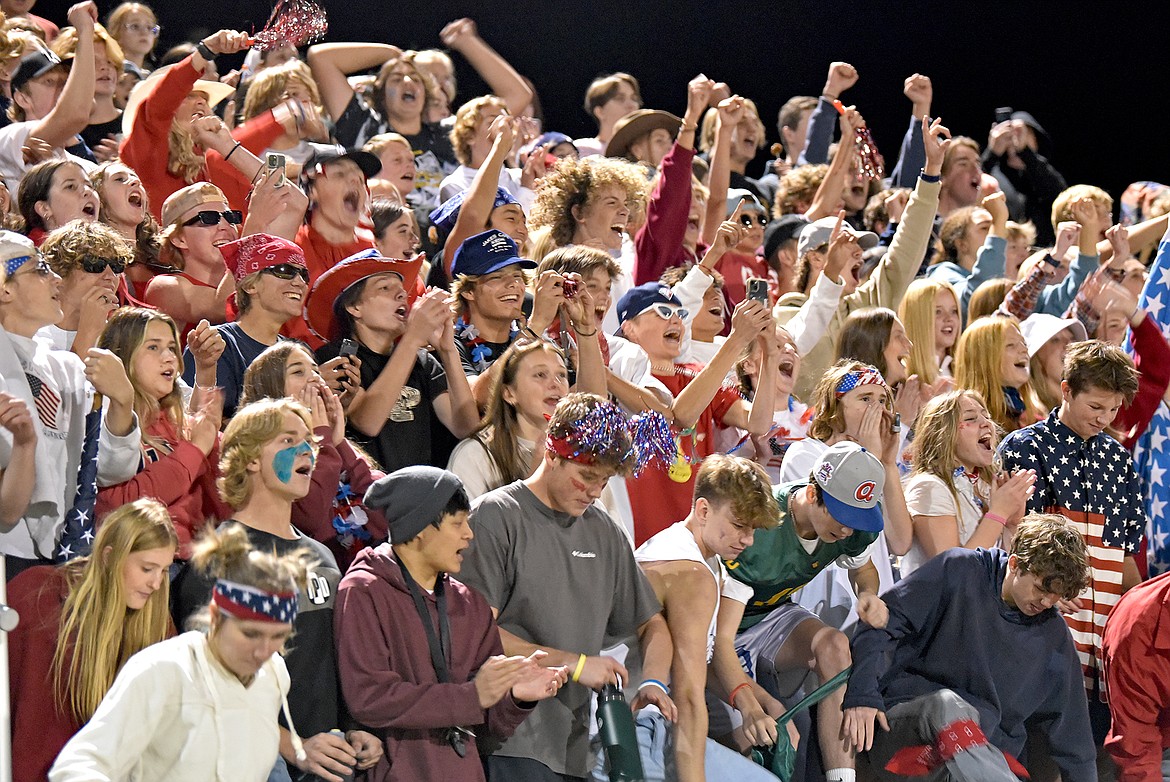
[334,544,532,781]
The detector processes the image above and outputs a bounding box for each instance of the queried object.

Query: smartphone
[266,152,286,187]
[747,278,769,305]
[994,106,1013,125]
[337,338,358,385]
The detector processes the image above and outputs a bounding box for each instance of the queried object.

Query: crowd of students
[3,1,1170,780]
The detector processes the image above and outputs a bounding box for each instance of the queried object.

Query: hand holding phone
[747,278,769,305]
[337,339,358,385]
[267,153,287,187]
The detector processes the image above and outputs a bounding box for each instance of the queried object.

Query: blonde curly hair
[218,398,315,509]
[528,157,648,249]
[449,95,507,167]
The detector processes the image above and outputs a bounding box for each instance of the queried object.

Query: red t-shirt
[625,364,741,545]
[716,250,778,309]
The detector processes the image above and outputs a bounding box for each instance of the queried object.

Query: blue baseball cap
[451,229,537,277]
[616,282,684,324]
[429,187,520,233]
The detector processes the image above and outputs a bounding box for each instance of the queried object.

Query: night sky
[35,0,1170,201]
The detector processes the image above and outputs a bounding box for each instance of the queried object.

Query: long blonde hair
[168,122,204,184]
[899,278,960,386]
[910,390,993,515]
[52,498,178,723]
[954,315,1025,433]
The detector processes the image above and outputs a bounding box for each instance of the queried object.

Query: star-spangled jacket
[998,409,1145,693]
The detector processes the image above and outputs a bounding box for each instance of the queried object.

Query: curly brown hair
[1009,513,1091,600]
[774,163,826,218]
[41,219,134,277]
[528,157,648,249]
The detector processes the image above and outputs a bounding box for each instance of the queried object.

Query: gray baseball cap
[812,441,885,532]
[796,216,879,260]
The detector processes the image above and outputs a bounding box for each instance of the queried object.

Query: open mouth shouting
[343,189,363,214]
[662,323,683,350]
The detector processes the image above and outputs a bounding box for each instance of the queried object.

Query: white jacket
[50,632,290,782]
[0,327,142,558]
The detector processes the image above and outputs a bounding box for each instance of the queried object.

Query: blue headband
[4,254,35,278]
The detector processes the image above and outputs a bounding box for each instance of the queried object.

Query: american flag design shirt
[998,410,1145,696]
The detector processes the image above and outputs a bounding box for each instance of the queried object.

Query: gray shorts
[734,601,820,683]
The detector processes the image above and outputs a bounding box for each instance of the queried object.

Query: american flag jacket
[998,409,1145,696]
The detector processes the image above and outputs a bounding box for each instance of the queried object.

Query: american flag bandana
[4,254,35,278]
[835,368,887,397]
[24,372,60,430]
[213,578,298,624]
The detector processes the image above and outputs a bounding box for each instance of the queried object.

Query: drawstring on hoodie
[269,657,308,763]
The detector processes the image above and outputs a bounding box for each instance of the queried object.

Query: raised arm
[431,304,480,439]
[440,19,533,115]
[632,75,712,286]
[672,299,770,430]
[445,116,515,275]
[701,96,742,246]
[799,62,858,166]
[31,2,96,149]
[307,42,403,121]
[853,117,947,310]
[888,75,931,188]
[806,105,864,222]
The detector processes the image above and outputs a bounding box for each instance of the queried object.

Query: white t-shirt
[447,434,535,500]
[0,121,96,188]
[901,471,989,576]
[437,165,535,212]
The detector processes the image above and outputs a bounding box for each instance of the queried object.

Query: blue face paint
[272,441,315,484]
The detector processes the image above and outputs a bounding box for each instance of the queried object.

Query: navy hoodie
[844,547,1096,782]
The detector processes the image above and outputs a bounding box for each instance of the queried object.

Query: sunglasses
[645,303,689,320]
[182,210,243,228]
[262,263,310,283]
[80,257,127,274]
[739,213,767,228]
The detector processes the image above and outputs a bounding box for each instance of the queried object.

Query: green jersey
[725,482,878,630]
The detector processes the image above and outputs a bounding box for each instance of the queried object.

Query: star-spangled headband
[213,578,298,624]
[545,404,676,476]
[4,254,35,278]
[835,368,887,397]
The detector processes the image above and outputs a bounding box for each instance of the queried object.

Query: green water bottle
[596,683,644,781]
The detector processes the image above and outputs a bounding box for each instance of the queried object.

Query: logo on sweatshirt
[571,550,597,559]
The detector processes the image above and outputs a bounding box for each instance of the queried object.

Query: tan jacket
[792,178,941,400]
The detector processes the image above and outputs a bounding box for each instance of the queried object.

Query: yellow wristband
[571,653,587,683]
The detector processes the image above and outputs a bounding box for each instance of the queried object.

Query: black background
[35,0,1169,201]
